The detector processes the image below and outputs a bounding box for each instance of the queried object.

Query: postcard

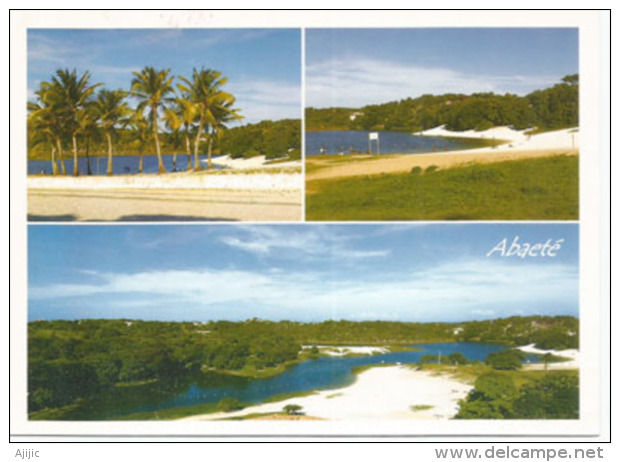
[9,10,609,442]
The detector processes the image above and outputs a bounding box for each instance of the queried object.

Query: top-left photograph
[26,29,302,222]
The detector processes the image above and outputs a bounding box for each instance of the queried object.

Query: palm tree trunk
[185,131,193,171]
[153,107,166,174]
[139,151,144,173]
[72,134,79,176]
[85,137,92,175]
[193,116,205,171]
[56,138,66,175]
[207,134,214,170]
[172,152,177,172]
[50,145,59,176]
[106,132,114,176]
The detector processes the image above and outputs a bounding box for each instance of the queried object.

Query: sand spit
[181,365,472,422]
[517,344,579,370]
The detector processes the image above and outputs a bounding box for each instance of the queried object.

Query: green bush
[217,397,244,413]
[484,349,527,370]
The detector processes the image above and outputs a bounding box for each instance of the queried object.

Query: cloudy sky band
[28,224,579,323]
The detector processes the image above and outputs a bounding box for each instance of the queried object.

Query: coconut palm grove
[27,66,301,175]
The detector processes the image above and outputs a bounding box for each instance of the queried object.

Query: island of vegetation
[305,76,579,221]
[28,315,579,421]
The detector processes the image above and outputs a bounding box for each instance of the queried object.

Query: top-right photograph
[305,28,579,221]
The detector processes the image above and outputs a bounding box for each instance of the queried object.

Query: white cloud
[30,260,577,322]
[306,57,559,108]
[228,79,301,124]
[219,226,389,260]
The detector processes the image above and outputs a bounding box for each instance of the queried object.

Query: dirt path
[28,188,302,222]
[306,148,578,183]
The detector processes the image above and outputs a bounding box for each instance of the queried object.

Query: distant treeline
[219,119,301,161]
[28,315,578,413]
[306,75,578,132]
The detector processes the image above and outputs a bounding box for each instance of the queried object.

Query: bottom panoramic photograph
[27,224,579,422]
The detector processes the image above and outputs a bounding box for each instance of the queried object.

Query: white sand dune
[180,365,472,421]
[301,345,389,356]
[416,125,579,152]
[517,344,579,370]
[207,154,301,170]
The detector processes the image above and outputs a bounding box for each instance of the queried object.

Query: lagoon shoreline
[306,127,578,183]
[180,365,473,422]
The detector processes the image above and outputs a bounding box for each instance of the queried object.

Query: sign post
[369,132,379,154]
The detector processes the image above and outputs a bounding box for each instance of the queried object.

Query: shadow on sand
[28,214,78,222]
[116,215,239,222]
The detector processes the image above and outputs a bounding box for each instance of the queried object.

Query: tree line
[456,370,578,419]
[306,75,578,133]
[28,67,301,175]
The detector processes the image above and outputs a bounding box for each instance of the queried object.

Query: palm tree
[93,89,128,176]
[77,102,100,175]
[130,67,175,174]
[128,108,151,174]
[28,84,70,175]
[44,69,101,176]
[206,95,243,167]
[28,100,60,175]
[178,68,241,171]
[162,105,183,172]
[173,95,198,171]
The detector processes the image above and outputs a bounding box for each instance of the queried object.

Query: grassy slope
[307,155,578,221]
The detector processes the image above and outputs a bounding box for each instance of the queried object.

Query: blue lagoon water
[28,153,215,176]
[75,342,540,420]
[306,130,484,156]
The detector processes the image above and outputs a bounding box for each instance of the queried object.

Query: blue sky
[28,224,578,323]
[306,28,578,108]
[27,29,301,124]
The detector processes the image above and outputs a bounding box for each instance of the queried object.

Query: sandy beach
[307,127,578,183]
[180,365,472,421]
[27,170,302,222]
[28,188,301,222]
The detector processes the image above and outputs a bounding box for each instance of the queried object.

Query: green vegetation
[307,155,578,220]
[115,402,222,421]
[219,119,301,161]
[217,397,245,412]
[27,67,300,173]
[456,370,578,419]
[306,75,578,132]
[454,316,579,348]
[448,352,470,365]
[485,349,527,370]
[410,404,434,412]
[283,404,303,415]
[28,316,578,418]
